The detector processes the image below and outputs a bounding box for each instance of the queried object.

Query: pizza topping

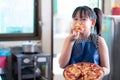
[74,23,84,32]
[63,62,104,80]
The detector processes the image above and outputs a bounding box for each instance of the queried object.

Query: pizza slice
[64,64,82,80]
[74,23,84,32]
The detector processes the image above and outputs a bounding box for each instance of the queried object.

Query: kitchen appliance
[102,15,120,80]
[12,53,51,80]
[22,42,41,53]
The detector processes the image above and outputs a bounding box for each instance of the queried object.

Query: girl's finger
[70,20,75,33]
[70,27,74,34]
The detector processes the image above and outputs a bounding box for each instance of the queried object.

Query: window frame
[0,0,41,41]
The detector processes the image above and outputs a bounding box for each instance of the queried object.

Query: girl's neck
[80,32,91,40]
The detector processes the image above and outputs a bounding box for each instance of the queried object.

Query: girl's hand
[69,24,78,40]
[67,32,77,42]
[70,22,83,40]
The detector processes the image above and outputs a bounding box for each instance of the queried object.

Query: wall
[115,0,120,6]
[41,0,52,53]
[104,0,114,15]
[54,36,65,54]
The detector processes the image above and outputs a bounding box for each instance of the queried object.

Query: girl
[59,6,110,76]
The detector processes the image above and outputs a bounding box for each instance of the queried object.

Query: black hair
[72,6,103,36]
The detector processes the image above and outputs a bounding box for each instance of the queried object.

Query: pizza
[74,23,84,32]
[63,62,104,80]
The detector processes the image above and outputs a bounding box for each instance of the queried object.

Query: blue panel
[0,48,11,56]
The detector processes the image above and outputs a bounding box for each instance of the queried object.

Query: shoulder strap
[90,34,99,48]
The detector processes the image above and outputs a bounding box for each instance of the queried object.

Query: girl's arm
[98,36,110,76]
[59,34,75,68]
[59,21,80,68]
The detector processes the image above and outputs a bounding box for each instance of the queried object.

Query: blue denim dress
[68,34,100,66]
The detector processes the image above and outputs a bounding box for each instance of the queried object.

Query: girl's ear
[91,20,96,28]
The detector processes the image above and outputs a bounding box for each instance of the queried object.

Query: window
[0,0,41,41]
[53,0,103,38]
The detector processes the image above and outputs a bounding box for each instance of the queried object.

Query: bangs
[79,9,91,19]
[72,6,96,20]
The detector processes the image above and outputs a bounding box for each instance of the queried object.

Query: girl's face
[73,11,96,35]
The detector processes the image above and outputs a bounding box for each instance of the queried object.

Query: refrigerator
[102,15,120,80]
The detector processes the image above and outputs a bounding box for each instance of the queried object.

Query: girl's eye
[74,18,78,20]
[81,18,86,20]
